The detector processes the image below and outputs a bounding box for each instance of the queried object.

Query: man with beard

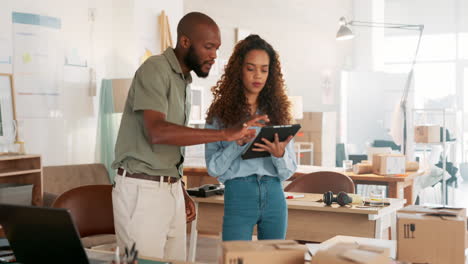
[111,12,268,260]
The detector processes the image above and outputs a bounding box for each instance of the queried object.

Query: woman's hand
[252,133,293,158]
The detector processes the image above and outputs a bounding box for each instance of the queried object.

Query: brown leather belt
[117,168,179,184]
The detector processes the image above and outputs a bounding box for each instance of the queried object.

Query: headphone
[323,191,353,206]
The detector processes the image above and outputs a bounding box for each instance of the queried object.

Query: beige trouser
[112,172,186,261]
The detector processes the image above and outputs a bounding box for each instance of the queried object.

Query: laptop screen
[0,203,104,264]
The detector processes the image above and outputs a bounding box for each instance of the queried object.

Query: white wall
[184,0,354,113]
[109,0,184,78]
[1,0,115,165]
[1,0,182,166]
[1,0,352,166]
[134,0,183,63]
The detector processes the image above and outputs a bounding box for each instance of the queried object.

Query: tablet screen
[241,124,301,160]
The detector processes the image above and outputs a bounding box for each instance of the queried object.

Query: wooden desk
[184,166,219,188]
[0,154,42,206]
[346,171,420,206]
[183,166,420,206]
[293,166,421,206]
[188,193,405,262]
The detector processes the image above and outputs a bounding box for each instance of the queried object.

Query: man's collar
[163,48,192,83]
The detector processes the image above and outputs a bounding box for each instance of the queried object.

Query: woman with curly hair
[204,34,297,241]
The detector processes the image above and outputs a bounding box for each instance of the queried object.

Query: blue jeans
[222,175,287,241]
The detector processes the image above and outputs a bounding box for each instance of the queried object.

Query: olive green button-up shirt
[112,48,192,178]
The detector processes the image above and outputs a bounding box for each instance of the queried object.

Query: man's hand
[252,133,293,158]
[182,186,196,223]
[223,115,269,142]
[236,133,256,146]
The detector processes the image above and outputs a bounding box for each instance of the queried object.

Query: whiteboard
[12,12,63,118]
[0,74,16,143]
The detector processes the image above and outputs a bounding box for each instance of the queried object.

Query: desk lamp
[336,17,424,155]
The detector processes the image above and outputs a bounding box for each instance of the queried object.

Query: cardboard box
[299,152,313,166]
[297,112,324,131]
[414,125,441,143]
[296,131,322,149]
[311,242,389,264]
[397,205,467,264]
[372,154,406,175]
[220,240,307,264]
[405,161,419,171]
[466,217,468,249]
[353,163,373,174]
[294,112,336,167]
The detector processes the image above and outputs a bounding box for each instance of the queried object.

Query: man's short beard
[184,46,209,78]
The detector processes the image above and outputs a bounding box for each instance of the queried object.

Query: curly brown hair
[206,34,292,128]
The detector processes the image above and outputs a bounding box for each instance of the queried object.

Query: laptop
[0,203,110,264]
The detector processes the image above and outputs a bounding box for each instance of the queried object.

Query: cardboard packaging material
[220,240,307,264]
[297,112,325,132]
[372,154,406,175]
[414,125,441,143]
[466,217,468,249]
[295,112,337,167]
[353,163,373,174]
[397,205,467,264]
[405,161,419,171]
[311,242,390,264]
[466,220,468,249]
[355,160,417,174]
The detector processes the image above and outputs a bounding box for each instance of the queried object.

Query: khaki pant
[112,172,186,260]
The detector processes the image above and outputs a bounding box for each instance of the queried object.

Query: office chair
[285,171,355,194]
[52,184,115,247]
[285,171,355,244]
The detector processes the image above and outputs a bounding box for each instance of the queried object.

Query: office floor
[189,234,219,264]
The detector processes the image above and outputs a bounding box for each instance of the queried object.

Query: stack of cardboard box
[295,112,336,166]
[397,205,467,264]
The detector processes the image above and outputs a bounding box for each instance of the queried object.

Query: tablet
[241,124,301,160]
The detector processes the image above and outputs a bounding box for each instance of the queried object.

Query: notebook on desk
[0,203,109,264]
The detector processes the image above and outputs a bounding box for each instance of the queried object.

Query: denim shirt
[204,118,297,183]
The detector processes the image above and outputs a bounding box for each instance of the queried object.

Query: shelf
[0,154,41,161]
[0,155,42,206]
[0,168,42,177]
[414,141,456,146]
[411,108,458,206]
